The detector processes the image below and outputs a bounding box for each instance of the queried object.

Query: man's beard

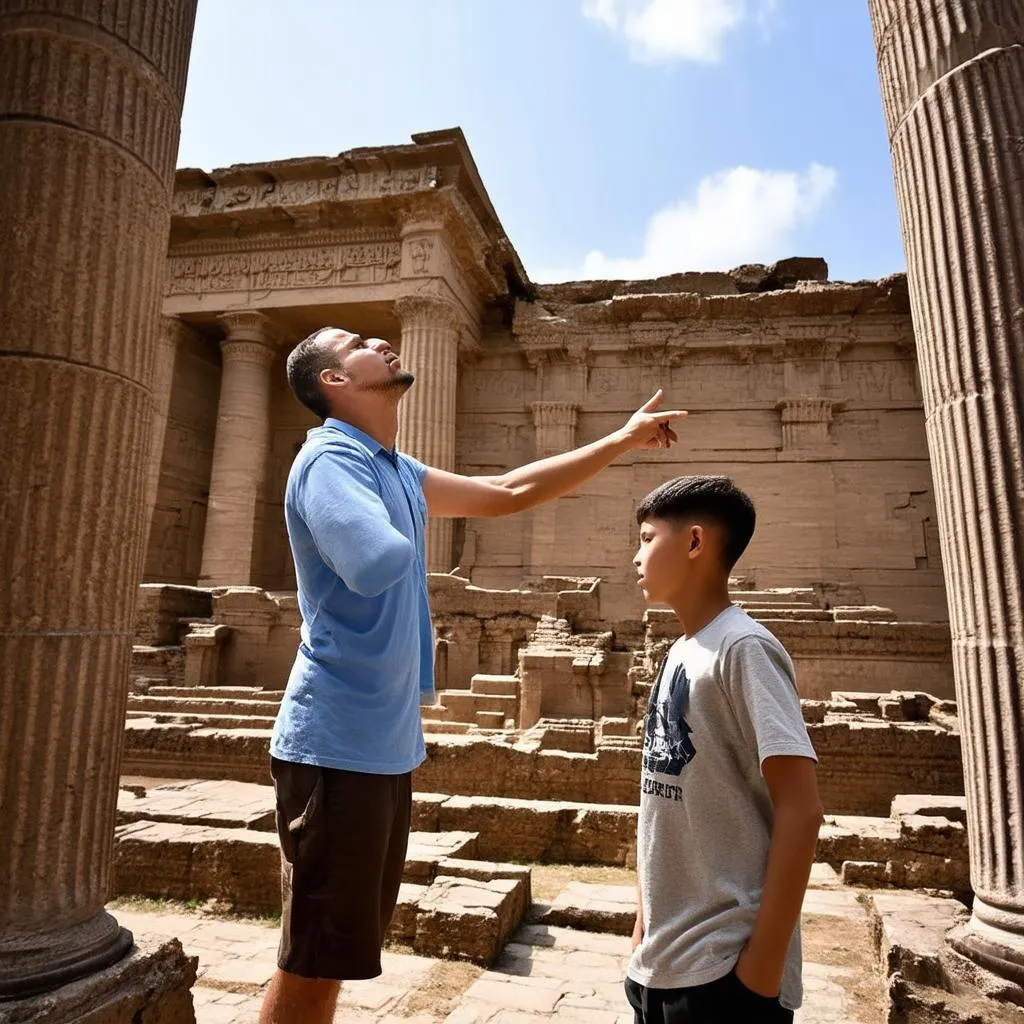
[358,369,415,395]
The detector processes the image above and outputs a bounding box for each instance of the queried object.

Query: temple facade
[148,127,946,626]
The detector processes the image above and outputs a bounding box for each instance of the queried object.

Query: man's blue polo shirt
[270,417,434,775]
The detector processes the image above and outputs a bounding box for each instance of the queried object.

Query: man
[260,326,686,1024]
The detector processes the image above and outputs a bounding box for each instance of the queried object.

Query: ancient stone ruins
[1,1,1023,1022]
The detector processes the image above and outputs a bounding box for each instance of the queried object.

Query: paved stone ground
[111,865,885,1023]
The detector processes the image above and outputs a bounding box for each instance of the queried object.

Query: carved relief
[171,166,439,218]
[219,340,278,368]
[530,402,580,429]
[168,242,402,295]
[888,490,937,569]
[776,398,838,450]
[407,237,435,276]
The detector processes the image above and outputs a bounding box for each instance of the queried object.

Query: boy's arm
[735,755,823,997]
[421,390,686,519]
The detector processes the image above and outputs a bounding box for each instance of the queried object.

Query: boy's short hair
[636,476,756,569]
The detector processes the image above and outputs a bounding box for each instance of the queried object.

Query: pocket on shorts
[722,968,786,1019]
[274,761,324,865]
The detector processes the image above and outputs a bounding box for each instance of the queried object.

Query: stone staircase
[422,673,521,733]
[126,684,284,730]
[114,779,532,965]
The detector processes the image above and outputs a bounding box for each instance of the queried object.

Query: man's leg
[259,971,339,1024]
[259,758,412,1022]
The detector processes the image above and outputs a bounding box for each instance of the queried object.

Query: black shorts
[271,756,412,980]
[625,972,794,1024]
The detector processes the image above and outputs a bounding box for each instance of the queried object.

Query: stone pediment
[168,127,530,309]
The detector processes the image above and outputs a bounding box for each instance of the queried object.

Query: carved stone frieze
[168,241,401,296]
[171,165,439,218]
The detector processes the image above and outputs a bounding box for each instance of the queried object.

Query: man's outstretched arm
[422,390,686,519]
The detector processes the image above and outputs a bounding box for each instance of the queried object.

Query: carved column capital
[530,401,580,429]
[775,398,841,451]
[394,295,462,332]
[217,311,280,368]
[775,398,836,425]
[217,310,281,346]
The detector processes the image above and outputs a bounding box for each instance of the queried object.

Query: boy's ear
[688,524,703,555]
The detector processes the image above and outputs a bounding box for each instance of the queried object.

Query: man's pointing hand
[619,390,688,450]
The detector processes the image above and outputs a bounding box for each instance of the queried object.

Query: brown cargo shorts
[270,756,412,980]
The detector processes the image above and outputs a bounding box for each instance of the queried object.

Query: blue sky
[178,0,906,284]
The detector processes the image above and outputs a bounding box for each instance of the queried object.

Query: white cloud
[536,163,838,283]
[581,0,777,64]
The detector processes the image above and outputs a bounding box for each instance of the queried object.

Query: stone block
[0,936,197,1024]
[891,794,967,824]
[133,584,212,646]
[114,821,482,916]
[413,875,526,965]
[539,882,635,936]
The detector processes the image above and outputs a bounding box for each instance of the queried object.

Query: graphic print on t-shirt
[642,658,696,777]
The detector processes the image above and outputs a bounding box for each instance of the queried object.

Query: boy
[627,476,823,1024]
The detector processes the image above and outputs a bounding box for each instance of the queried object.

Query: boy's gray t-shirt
[627,604,817,1011]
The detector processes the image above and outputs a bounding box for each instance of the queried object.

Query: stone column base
[871,891,1024,1024]
[0,936,197,1024]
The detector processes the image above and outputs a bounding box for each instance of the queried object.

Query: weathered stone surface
[0,936,198,1024]
[414,876,524,966]
[819,797,970,894]
[0,0,197,999]
[113,820,479,916]
[869,891,1024,1022]
[396,296,462,571]
[436,794,637,866]
[538,882,636,936]
[120,701,963,817]
[133,585,212,647]
[869,0,1024,987]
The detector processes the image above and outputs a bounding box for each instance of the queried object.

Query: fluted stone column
[529,402,579,573]
[868,0,1024,981]
[141,316,187,568]
[0,0,197,1007]
[395,296,462,572]
[199,312,279,587]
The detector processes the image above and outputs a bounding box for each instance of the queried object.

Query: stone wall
[458,276,946,627]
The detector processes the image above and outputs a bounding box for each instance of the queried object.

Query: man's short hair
[286,327,342,419]
[636,476,756,569]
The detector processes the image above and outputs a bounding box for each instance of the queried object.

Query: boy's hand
[619,390,687,450]
[631,916,644,952]
[735,943,782,998]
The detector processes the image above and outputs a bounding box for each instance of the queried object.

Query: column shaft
[140,316,185,571]
[199,313,278,587]
[868,0,1024,977]
[0,0,197,997]
[528,403,579,573]
[396,297,462,572]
